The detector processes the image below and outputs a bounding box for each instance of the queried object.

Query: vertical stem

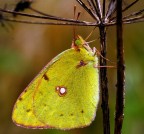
[99,25,110,134]
[114,0,125,134]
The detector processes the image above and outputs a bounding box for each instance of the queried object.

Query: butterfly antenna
[86,39,97,44]
[85,27,97,41]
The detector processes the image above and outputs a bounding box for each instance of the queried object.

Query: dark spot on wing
[81,110,84,113]
[39,91,43,95]
[26,109,31,112]
[60,114,64,116]
[76,48,80,52]
[70,113,74,116]
[43,104,47,107]
[43,74,49,81]
[76,60,87,68]
[19,97,23,101]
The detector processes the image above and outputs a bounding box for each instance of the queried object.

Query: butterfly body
[12,36,99,129]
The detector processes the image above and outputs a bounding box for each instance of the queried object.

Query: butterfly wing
[12,47,99,129]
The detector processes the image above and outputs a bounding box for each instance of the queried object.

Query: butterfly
[12,35,99,130]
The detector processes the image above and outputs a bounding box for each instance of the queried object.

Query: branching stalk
[99,24,110,134]
[114,0,125,134]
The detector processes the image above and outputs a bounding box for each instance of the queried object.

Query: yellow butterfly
[12,35,99,130]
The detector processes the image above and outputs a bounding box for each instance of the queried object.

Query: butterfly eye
[75,39,82,46]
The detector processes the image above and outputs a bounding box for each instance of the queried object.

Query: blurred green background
[0,0,144,134]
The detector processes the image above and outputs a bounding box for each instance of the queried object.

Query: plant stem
[114,0,125,133]
[99,24,110,134]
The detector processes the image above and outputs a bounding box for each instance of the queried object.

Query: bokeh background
[0,0,144,134]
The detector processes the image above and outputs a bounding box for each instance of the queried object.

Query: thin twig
[102,0,106,18]
[122,0,139,12]
[109,0,141,22]
[105,0,116,20]
[94,0,102,20]
[0,8,85,23]
[124,17,144,24]
[87,0,100,22]
[123,8,144,20]
[2,17,97,26]
[76,0,97,19]
[123,14,144,22]
[90,0,101,20]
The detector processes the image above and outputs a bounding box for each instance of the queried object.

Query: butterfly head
[72,35,88,49]
[72,35,86,49]
[72,35,96,55]
[74,35,85,47]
